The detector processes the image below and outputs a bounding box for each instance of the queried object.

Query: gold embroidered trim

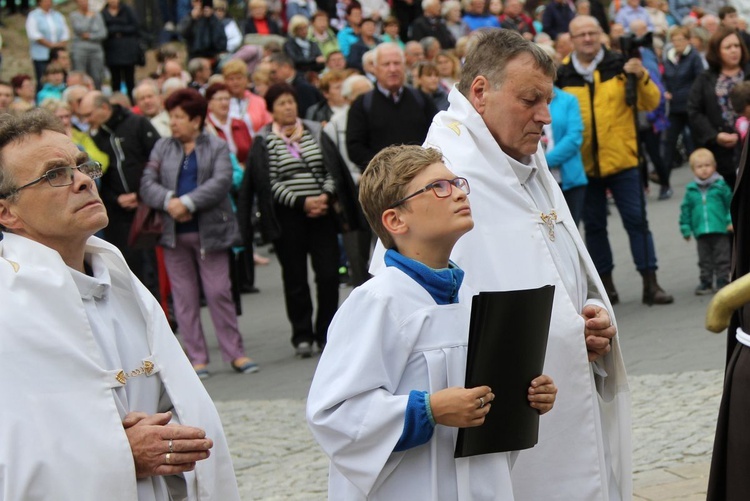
[540,210,558,241]
[447,121,461,136]
[115,360,155,385]
[1,258,20,273]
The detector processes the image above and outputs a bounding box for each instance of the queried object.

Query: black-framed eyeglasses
[0,161,103,200]
[388,177,470,209]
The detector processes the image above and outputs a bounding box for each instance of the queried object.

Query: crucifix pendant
[540,210,558,241]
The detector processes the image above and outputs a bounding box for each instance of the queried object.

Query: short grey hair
[362,49,376,68]
[457,28,555,97]
[133,79,160,101]
[420,36,440,53]
[341,74,373,99]
[421,0,439,11]
[162,77,187,97]
[373,42,405,65]
[0,109,66,204]
[441,0,461,17]
[62,85,89,105]
[187,57,209,77]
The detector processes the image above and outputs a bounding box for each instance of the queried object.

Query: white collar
[505,152,537,185]
[68,253,111,300]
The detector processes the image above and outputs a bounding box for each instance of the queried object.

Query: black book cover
[455,285,555,458]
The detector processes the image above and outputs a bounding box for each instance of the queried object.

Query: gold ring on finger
[166,453,172,464]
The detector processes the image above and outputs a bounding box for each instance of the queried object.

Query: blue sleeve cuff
[394,390,435,452]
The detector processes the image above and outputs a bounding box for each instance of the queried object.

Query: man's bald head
[629,19,648,37]
[78,91,112,130]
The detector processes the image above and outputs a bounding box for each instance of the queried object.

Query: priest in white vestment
[0,110,240,500]
[371,30,632,500]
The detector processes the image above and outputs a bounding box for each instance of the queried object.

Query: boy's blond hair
[689,148,716,170]
[359,145,444,249]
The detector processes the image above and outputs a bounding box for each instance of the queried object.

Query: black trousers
[6,0,29,14]
[341,228,372,287]
[272,204,340,348]
[639,127,669,188]
[663,112,693,174]
[103,217,160,299]
[108,64,136,100]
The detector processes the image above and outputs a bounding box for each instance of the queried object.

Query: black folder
[454,285,555,458]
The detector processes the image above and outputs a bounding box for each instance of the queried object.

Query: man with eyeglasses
[0,109,240,500]
[557,15,673,307]
[371,28,629,500]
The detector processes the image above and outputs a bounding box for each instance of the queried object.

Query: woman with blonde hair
[284,14,325,72]
[434,50,461,90]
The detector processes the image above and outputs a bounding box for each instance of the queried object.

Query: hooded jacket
[557,48,661,178]
[679,176,733,238]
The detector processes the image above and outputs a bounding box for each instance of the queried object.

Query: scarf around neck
[694,171,722,188]
[272,119,305,158]
[572,47,605,83]
[384,248,465,305]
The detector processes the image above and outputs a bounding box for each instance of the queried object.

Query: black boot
[642,270,674,305]
[600,273,619,305]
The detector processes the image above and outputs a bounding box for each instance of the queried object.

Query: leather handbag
[128,201,164,249]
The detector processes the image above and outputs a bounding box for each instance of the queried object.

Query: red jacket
[206,115,253,165]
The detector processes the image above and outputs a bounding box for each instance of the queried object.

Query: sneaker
[695,282,714,295]
[231,357,259,374]
[295,341,313,359]
[193,364,210,379]
[716,279,730,290]
[658,186,673,201]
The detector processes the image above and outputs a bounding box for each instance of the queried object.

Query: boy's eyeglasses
[0,161,103,199]
[388,177,470,209]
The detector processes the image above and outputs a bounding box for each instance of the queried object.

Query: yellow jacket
[557,50,660,178]
[71,127,110,173]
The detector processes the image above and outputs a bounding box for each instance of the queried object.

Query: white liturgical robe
[0,233,240,501]
[425,88,631,501]
[370,87,631,501]
[307,267,514,500]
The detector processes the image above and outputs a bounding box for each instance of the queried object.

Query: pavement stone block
[636,477,708,500]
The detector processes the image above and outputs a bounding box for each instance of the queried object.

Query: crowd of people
[0,0,747,318]
[3,0,750,498]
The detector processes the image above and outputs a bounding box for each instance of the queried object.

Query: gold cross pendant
[540,210,558,241]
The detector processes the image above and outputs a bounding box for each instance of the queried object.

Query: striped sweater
[266,130,336,209]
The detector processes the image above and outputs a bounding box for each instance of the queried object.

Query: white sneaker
[295,341,312,359]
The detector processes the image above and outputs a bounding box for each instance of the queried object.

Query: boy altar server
[306,144,558,500]
[371,28,630,500]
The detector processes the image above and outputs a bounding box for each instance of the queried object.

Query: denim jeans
[583,168,658,274]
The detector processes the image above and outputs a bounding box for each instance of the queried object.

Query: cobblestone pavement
[214,368,724,500]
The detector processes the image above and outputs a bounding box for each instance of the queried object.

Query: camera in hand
[619,32,653,106]
[619,31,653,61]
